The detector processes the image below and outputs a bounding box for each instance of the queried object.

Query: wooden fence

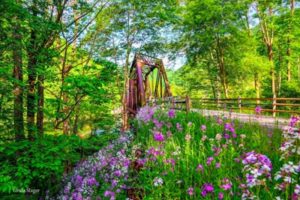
[147,96,191,113]
[191,97,300,117]
[148,97,300,117]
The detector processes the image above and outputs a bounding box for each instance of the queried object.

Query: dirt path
[192,109,290,129]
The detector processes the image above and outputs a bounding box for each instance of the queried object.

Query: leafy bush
[0,133,117,198]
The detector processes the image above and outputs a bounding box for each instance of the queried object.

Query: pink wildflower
[201,125,207,131]
[218,192,224,199]
[196,164,204,172]
[187,187,194,196]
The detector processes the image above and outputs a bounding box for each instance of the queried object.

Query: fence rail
[148,97,300,117]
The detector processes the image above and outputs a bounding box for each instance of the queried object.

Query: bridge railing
[191,97,300,117]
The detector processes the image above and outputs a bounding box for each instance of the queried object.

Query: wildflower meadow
[128,106,300,200]
[54,106,300,200]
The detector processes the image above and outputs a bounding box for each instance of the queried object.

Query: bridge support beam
[136,60,145,107]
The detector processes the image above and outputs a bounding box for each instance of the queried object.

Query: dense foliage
[0,132,118,199]
[172,0,300,99]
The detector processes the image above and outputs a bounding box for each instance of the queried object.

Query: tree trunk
[207,63,216,99]
[254,73,260,104]
[219,55,228,98]
[298,57,300,80]
[287,0,295,81]
[216,37,228,98]
[62,70,70,135]
[73,95,80,135]
[267,44,276,98]
[37,71,44,136]
[12,18,25,141]
[121,46,131,132]
[27,2,38,140]
[27,32,37,140]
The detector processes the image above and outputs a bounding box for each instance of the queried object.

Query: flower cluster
[136,106,157,123]
[153,177,163,186]
[274,116,300,199]
[275,162,300,189]
[280,116,300,159]
[242,151,272,188]
[58,133,132,200]
[224,123,236,139]
[220,178,232,191]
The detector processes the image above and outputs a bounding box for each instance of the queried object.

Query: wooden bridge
[126,53,172,116]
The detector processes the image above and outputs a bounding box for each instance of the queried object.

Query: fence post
[272,96,276,118]
[238,96,242,113]
[186,96,191,113]
[172,96,175,109]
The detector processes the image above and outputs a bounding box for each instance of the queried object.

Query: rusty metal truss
[126,53,172,115]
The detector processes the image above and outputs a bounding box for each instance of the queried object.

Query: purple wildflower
[72,192,83,200]
[136,106,156,123]
[225,123,235,133]
[86,177,99,187]
[255,106,262,114]
[74,175,83,187]
[289,116,299,127]
[242,151,272,187]
[166,130,172,138]
[224,133,230,139]
[201,183,214,197]
[168,109,176,118]
[153,119,163,129]
[206,157,214,165]
[153,132,164,142]
[114,170,122,177]
[176,123,183,131]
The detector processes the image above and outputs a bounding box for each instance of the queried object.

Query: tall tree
[179,0,248,98]
[12,2,25,141]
